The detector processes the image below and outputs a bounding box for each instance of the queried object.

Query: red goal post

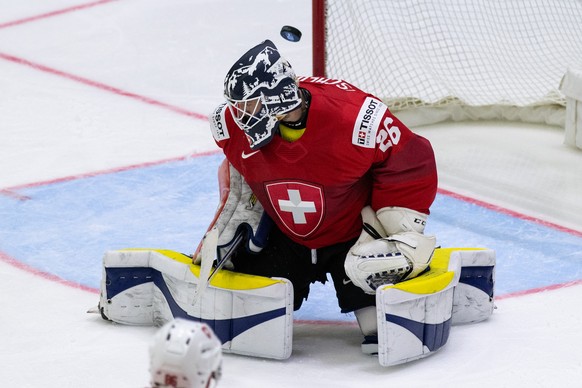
[312,0,582,127]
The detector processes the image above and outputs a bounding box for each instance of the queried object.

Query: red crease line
[2,149,221,192]
[0,189,31,201]
[2,248,581,325]
[437,187,582,238]
[496,279,582,300]
[0,250,99,294]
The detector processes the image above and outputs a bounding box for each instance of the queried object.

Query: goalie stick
[208,231,244,281]
[201,211,273,290]
[193,224,250,306]
[192,226,219,307]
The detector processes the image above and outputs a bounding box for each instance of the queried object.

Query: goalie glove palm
[346,232,436,294]
[345,228,436,294]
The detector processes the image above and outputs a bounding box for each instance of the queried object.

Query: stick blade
[193,226,219,307]
[200,226,219,265]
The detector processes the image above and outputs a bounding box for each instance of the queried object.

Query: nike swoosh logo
[343,278,352,285]
[241,150,260,159]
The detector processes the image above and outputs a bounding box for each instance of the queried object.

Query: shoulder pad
[209,103,230,142]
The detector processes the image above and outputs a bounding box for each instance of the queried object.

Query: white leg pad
[451,248,496,325]
[375,247,496,366]
[376,252,461,366]
[99,249,294,360]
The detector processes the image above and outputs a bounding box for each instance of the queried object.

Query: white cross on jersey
[278,189,317,224]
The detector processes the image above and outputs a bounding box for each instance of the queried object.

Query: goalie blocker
[96,246,494,366]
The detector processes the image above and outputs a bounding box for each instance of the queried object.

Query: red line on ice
[2,156,581,324]
[294,319,358,327]
[2,0,576,325]
[0,0,118,30]
[0,52,208,121]
[0,1,208,121]
[0,250,98,294]
[438,188,582,238]
[0,150,220,295]
[0,189,31,201]
[2,245,581,326]
[3,241,581,326]
[2,150,220,193]
[495,279,582,300]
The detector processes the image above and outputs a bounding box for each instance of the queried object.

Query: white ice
[1,1,581,387]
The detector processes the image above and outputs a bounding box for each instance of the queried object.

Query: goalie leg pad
[100,248,294,360]
[450,248,496,324]
[374,247,495,366]
[376,251,460,366]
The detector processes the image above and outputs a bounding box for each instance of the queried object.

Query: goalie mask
[149,318,222,388]
[224,39,302,150]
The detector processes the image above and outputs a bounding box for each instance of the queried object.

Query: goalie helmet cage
[312,0,582,127]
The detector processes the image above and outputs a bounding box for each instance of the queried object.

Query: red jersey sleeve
[370,109,438,215]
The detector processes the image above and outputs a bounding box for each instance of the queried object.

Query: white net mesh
[323,0,582,126]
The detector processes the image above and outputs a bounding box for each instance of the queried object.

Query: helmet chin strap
[279,89,311,142]
[280,88,310,129]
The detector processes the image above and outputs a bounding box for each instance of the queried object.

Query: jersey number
[377,117,401,152]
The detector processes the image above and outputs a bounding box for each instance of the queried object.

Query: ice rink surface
[1,1,581,387]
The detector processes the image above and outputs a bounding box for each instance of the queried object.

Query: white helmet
[149,318,222,388]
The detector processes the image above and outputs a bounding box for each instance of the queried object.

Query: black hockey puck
[280,25,302,42]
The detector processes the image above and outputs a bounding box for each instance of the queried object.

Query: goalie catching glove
[345,206,436,294]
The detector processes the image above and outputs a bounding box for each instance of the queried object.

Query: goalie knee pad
[355,306,379,354]
[354,305,377,336]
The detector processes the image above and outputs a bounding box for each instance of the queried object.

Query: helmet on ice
[224,40,301,150]
[149,318,222,388]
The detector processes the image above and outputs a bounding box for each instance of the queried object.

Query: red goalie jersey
[210,76,437,249]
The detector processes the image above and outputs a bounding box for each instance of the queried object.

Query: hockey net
[313,0,582,127]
